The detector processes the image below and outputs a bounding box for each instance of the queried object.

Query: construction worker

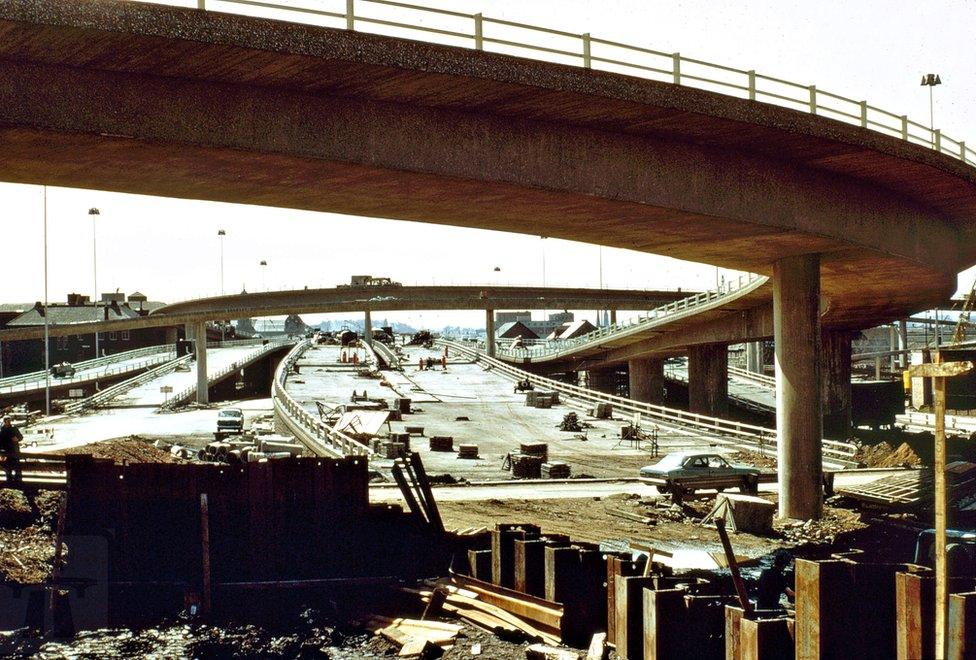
[0,416,23,486]
[441,355,447,370]
[755,549,795,610]
[418,357,424,371]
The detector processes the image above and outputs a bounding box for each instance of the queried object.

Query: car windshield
[219,410,242,418]
[652,454,686,470]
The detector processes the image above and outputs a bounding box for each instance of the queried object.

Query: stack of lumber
[368,617,461,657]
[520,443,549,463]
[591,403,613,419]
[701,493,775,534]
[457,444,479,459]
[429,436,454,452]
[542,462,570,479]
[406,576,563,647]
[511,454,543,479]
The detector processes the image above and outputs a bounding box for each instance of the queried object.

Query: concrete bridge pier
[899,319,908,369]
[774,253,823,520]
[587,367,616,394]
[610,310,617,325]
[485,309,496,358]
[195,322,209,405]
[165,326,178,349]
[688,344,728,417]
[745,341,762,373]
[628,358,665,405]
[821,330,853,441]
[364,308,373,347]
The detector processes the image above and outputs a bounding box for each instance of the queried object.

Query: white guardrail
[135,0,976,169]
[728,366,776,389]
[439,339,858,469]
[63,353,194,414]
[495,274,767,361]
[0,344,175,393]
[160,338,295,409]
[271,340,374,458]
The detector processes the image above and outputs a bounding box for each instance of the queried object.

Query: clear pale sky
[2,0,973,328]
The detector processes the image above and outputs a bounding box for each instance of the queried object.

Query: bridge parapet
[496,273,767,362]
[272,340,374,458]
[135,0,975,169]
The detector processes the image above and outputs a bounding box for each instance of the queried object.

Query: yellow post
[909,360,973,659]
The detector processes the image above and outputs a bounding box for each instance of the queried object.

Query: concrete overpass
[0,285,688,341]
[4,0,976,518]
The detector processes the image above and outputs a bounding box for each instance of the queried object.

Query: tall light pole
[598,245,605,326]
[921,73,942,148]
[88,207,100,358]
[44,188,51,415]
[540,236,548,329]
[217,229,226,295]
[217,229,227,341]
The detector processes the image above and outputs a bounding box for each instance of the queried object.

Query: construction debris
[557,413,587,432]
[701,493,776,535]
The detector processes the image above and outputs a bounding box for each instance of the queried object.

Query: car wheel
[656,484,669,494]
[741,476,759,495]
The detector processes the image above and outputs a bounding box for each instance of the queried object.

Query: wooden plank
[447,574,563,633]
[909,361,973,378]
[642,588,686,659]
[935,374,949,660]
[200,493,212,616]
[614,576,655,660]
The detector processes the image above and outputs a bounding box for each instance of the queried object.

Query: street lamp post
[218,229,226,341]
[921,73,942,148]
[44,189,51,415]
[88,207,100,358]
[540,236,548,329]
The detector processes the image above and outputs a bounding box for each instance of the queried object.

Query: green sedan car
[639,451,762,497]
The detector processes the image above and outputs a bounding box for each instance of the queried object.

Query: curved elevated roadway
[4,0,976,517]
[0,285,688,342]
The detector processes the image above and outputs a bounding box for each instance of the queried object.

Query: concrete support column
[165,326,178,349]
[773,253,822,520]
[610,310,617,325]
[889,324,898,372]
[364,308,372,346]
[687,344,728,417]
[587,367,616,394]
[195,322,209,405]
[899,319,908,369]
[485,309,496,358]
[911,349,933,409]
[821,330,852,441]
[745,341,761,373]
[628,358,665,404]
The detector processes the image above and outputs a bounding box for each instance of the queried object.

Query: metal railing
[133,0,975,169]
[440,339,858,469]
[494,274,767,361]
[161,339,295,409]
[63,353,194,414]
[728,366,776,389]
[0,343,175,392]
[271,340,374,458]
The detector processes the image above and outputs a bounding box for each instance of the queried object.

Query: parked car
[216,408,244,435]
[639,451,762,497]
[50,362,76,378]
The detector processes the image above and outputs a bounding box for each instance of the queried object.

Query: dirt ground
[439,493,917,564]
[55,436,187,464]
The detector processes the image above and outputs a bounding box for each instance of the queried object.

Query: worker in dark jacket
[0,416,23,486]
[755,549,795,610]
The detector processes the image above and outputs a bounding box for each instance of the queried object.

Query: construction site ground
[286,344,738,481]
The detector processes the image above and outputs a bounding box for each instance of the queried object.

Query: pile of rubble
[855,441,923,468]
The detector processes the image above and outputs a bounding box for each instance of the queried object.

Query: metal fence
[133,0,975,169]
[495,274,768,361]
